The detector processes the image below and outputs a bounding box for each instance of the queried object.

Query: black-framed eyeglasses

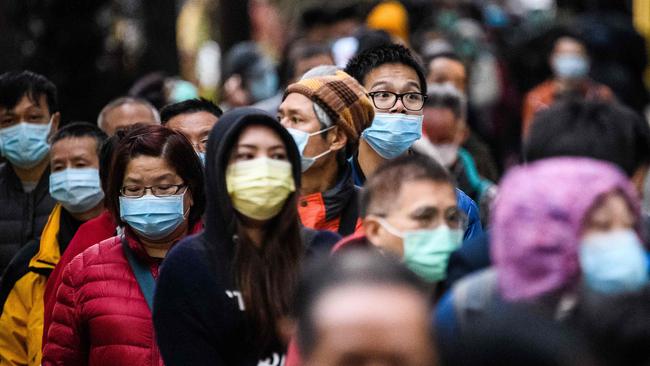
[367,91,428,111]
[120,184,187,198]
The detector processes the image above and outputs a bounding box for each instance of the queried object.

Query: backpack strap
[452,268,498,332]
[338,186,361,237]
[121,236,155,311]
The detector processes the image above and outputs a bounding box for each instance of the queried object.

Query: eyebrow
[123,172,178,183]
[371,80,421,91]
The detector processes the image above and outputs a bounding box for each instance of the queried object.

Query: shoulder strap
[452,268,498,332]
[338,186,361,236]
[121,236,155,311]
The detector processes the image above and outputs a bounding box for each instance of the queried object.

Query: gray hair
[300,65,340,80]
[313,103,333,129]
[97,97,161,131]
[426,83,467,123]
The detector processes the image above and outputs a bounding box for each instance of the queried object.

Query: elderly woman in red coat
[42,125,205,366]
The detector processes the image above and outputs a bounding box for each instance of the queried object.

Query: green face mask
[379,219,463,283]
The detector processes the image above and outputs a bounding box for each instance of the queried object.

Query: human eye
[154,184,177,196]
[122,185,143,196]
[406,93,423,101]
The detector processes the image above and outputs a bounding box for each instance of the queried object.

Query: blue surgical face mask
[361,113,423,159]
[552,54,589,79]
[249,70,279,102]
[49,167,104,213]
[0,120,52,168]
[119,192,188,240]
[197,151,206,167]
[579,229,649,294]
[287,126,334,172]
[378,218,463,283]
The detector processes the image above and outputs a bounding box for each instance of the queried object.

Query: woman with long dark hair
[153,107,328,365]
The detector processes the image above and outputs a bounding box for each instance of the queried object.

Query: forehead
[394,179,456,211]
[51,136,98,156]
[279,93,314,113]
[166,111,218,130]
[0,94,50,115]
[124,155,177,178]
[429,58,465,76]
[236,124,284,146]
[106,103,155,122]
[554,38,586,54]
[364,63,421,92]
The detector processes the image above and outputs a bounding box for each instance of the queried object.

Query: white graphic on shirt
[258,353,285,366]
[225,290,245,311]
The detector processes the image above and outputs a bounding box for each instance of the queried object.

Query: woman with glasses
[42,124,205,366]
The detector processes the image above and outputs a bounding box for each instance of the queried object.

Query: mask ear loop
[375,217,405,238]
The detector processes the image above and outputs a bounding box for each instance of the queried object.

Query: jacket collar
[29,203,62,270]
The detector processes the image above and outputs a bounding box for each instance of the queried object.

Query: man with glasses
[0,71,60,274]
[344,44,482,241]
[332,154,465,297]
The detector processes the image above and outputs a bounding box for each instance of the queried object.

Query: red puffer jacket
[42,232,164,366]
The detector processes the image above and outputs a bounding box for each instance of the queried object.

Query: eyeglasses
[367,91,427,111]
[120,184,187,198]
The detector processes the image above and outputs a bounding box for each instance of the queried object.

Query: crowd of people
[0,1,649,365]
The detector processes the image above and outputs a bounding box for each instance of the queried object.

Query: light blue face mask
[379,219,463,283]
[579,229,649,294]
[49,167,104,213]
[361,113,423,159]
[119,192,188,240]
[0,120,52,168]
[287,126,334,172]
[552,54,589,79]
[249,70,279,102]
[197,151,206,167]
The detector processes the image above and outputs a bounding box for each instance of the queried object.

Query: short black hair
[360,154,455,218]
[344,44,428,94]
[0,70,58,114]
[160,98,223,124]
[524,99,650,176]
[51,122,108,156]
[293,249,428,357]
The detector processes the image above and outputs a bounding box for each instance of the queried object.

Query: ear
[631,164,649,195]
[51,112,61,132]
[455,123,470,145]
[328,126,348,152]
[362,216,382,249]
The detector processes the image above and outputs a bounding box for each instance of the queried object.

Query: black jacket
[0,163,55,275]
[153,108,338,365]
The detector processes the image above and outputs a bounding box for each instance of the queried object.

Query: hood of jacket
[202,107,302,258]
[491,157,640,302]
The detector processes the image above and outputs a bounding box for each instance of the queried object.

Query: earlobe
[363,217,381,244]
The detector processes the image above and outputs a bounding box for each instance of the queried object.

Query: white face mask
[432,143,459,168]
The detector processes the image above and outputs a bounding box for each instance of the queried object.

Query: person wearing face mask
[278,72,374,236]
[160,98,223,166]
[0,122,106,366]
[152,108,337,365]
[435,157,648,364]
[221,42,280,110]
[42,125,205,366]
[521,35,614,138]
[40,133,123,347]
[421,84,495,204]
[0,71,60,275]
[344,44,483,242]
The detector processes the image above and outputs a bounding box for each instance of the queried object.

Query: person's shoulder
[0,240,40,309]
[162,235,213,279]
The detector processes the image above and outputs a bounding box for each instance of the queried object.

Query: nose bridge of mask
[226,157,295,193]
[120,193,185,217]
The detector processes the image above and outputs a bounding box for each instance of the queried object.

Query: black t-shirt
[57,208,84,254]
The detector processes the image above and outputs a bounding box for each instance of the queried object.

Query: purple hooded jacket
[491,157,640,302]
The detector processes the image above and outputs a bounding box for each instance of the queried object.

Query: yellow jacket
[0,204,62,366]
